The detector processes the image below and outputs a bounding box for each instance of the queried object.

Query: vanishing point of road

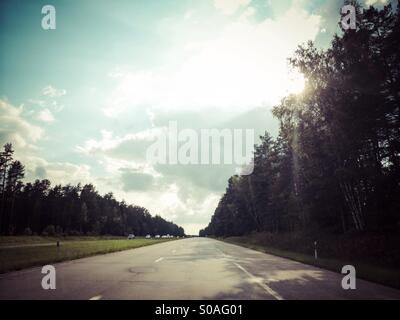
[0,237,399,299]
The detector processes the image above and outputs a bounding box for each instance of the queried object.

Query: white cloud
[213,0,251,15]
[107,182,221,235]
[28,86,65,115]
[77,130,222,233]
[25,156,92,186]
[239,6,256,21]
[0,99,44,149]
[76,128,164,156]
[44,162,92,186]
[41,85,66,98]
[37,108,55,123]
[364,0,389,6]
[76,119,258,234]
[0,99,95,190]
[184,9,194,20]
[104,3,320,117]
[28,99,46,107]
[107,66,125,78]
[86,125,259,234]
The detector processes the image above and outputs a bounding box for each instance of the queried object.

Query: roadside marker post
[314,241,318,260]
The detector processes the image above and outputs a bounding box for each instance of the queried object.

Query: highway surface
[0,237,399,299]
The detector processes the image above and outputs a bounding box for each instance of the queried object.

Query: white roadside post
[314,241,318,260]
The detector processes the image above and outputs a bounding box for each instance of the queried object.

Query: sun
[286,69,306,95]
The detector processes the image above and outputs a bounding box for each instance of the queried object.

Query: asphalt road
[0,237,399,300]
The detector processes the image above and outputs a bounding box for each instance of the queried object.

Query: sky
[0,0,392,234]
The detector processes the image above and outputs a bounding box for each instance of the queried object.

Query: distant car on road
[155,235,160,238]
[127,234,135,239]
[145,234,151,239]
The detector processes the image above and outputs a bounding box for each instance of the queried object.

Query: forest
[200,3,400,241]
[0,143,185,237]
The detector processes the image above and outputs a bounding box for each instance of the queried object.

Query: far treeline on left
[0,143,185,237]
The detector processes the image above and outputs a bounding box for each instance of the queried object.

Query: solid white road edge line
[233,262,284,300]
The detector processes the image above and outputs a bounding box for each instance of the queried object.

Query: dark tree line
[0,144,185,237]
[201,2,400,237]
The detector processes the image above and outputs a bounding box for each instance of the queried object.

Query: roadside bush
[55,225,63,235]
[68,230,81,236]
[43,225,56,236]
[8,226,15,235]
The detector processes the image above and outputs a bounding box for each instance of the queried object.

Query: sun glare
[286,70,306,95]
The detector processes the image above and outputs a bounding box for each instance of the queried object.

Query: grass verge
[0,235,123,246]
[223,236,400,290]
[0,238,173,273]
